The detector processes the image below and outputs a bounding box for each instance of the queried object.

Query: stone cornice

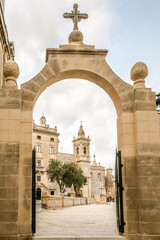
[46,47,108,63]
[33,126,59,136]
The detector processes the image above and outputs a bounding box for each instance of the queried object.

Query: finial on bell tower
[78,122,85,137]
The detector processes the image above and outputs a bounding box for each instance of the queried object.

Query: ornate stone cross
[63,3,88,30]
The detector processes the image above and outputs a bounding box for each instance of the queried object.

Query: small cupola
[40,113,46,126]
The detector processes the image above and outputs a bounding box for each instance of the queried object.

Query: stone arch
[21,55,134,117]
[15,48,159,240]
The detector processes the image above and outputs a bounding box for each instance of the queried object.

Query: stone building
[0,0,15,87]
[90,155,106,202]
[105,168,115,201]
[33,114,106,202]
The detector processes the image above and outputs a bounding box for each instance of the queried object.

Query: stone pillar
[117,62,160,240]
[0,60,22,240]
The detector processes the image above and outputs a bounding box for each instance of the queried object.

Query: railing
[36,166,45,172]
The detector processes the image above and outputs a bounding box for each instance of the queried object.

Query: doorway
[36,188,41,200]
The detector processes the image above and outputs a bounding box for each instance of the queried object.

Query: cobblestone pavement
[34,202,123,238]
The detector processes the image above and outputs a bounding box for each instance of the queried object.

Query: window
[37,160,41,167]
[37,145,41,153]
[37,176,41,181]
[84,147,86,154]
[50,138,54,142]
[50,146,54,154]
[50,177,54,182]
[98,173,101,181]
[37,135,41,140]
[50,191,54,195]
[76,147,79,155]
[91,172,93,181]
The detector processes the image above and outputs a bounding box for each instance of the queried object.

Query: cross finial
[94,155,96,160]
[80,120,83,126]
[63,3,88,30]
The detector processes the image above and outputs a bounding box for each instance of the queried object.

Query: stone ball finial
[69,30,83,44]
[3,60,19,87]
[73,3,78,9]
[131,62,148,88]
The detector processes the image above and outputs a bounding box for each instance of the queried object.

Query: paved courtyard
[34,202,124,239]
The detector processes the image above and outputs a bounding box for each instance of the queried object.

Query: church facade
[33,114,106,202]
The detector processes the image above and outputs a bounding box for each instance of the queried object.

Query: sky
[4,0,160,170]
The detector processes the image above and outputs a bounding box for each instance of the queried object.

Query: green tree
[62,162,87,195]
[46,159,64,191]
[46,160,87,195]
[156,93,160,107]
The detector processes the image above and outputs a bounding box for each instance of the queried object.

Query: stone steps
[32,236,126,240]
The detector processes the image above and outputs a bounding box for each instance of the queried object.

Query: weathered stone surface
[141,222,160,234]
[135,91,147,101]
[0,165,19,175]
[47,58,61,74]
[8,89,20,98]
[0,199,18,211]
[0,188,18,198]
[0,236,19,240]
[21,101,33,111]
[0,176,19,187]
[0,100,20,109]
[22,81,40,93]
[0,153,19,164]
[22,165,31,177]
[148,91,156,101]
[0,211,18,222]
[41,63,54,79]
[0,223,18,234]
[21,89,35,102]
[135,101,156,111]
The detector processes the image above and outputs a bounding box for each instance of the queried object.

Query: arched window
[98,173,101,181]
[84,147,86,154]
[91,172,93,181]
[76,147,79,155]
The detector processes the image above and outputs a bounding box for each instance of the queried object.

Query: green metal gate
[115,150,125,234]
[32,148,36,234]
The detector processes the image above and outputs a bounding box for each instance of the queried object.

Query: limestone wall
[0,88,21,239]
[41,196,92,209]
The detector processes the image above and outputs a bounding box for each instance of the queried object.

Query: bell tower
[72,123,91,198]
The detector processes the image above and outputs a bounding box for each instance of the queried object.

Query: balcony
[36,166,45,173]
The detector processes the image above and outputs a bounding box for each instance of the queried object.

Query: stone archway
[0,28,160,240]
